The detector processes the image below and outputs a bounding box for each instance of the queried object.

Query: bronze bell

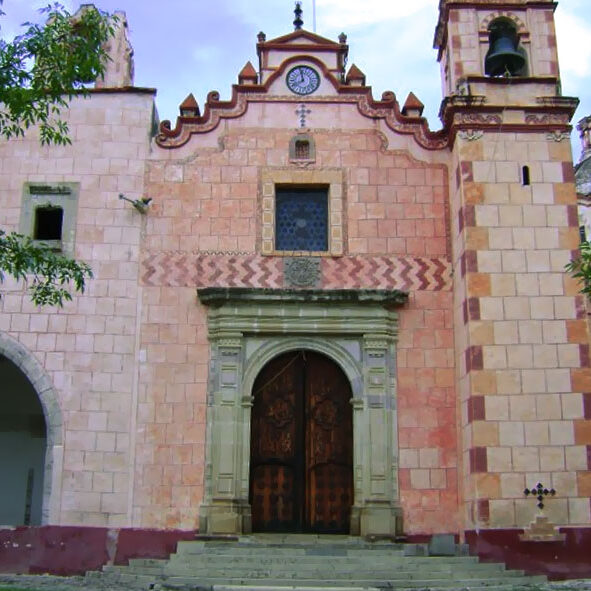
[485,22,526,77]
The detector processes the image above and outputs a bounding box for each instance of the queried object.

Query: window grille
[275,188,328,251]
[294,140,310,160]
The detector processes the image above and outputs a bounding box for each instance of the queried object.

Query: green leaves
[0,5,109,304]
[565,240,591,297]
[0,230,93,307]
[0,3,116,145]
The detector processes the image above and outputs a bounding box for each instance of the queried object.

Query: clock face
[286,66,320,96]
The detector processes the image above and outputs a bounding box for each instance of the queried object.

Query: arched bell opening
[0,354,47,525]
[485,18,528,77]
[248,349,353,534]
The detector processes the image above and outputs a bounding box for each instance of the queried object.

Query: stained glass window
[275,188,328,252]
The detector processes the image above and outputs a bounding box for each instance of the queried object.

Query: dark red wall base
[1,526,590,579]
[0,526,195,576]
[466,528,591,581]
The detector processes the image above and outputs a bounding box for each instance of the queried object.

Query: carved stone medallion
[284,257,321,288]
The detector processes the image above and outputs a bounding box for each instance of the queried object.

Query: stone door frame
[197,287,408,537]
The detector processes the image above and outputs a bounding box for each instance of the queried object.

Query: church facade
[1,0,590,577]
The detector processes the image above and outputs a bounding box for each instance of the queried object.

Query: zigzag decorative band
[141,253,452,291]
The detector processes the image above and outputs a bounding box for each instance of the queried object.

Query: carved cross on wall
[296,104,311,128]
[524,482,556,509]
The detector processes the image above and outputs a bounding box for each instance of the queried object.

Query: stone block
[428,534,456,556]
[487,447,512,472]
[565,446,589,471]
[519,515,566,542]
[500,251,526,274]
[489,499,516,527]
[499,421,525,446]
[495,370,521,394]
[525,422,550,446]
[537,395,563,421]
[501,473,525,498]
[513,227,535,249]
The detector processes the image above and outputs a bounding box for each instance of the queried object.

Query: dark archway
[0,354,47,525]
[249,350,353,533]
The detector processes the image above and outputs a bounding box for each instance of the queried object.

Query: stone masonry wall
[452,130,591,530]
[0,91,154,527]
[138,127,458,533]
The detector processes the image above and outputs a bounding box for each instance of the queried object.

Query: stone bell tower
[435,0,591,534]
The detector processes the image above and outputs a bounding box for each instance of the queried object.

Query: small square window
[34,206,64,241]
[275,188,328,252]
[19,183,79,256]
[261,169,343,256]
[289,133,315,162]
[294,140,310,160]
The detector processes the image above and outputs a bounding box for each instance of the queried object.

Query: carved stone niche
[197,287,408,538]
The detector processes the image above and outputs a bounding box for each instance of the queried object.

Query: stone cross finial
[294,2,303,30]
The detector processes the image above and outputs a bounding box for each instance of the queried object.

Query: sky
[2,0,591,160]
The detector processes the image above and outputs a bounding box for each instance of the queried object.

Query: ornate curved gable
[155,29,448,151]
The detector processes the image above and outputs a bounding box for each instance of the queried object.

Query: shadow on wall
[0,355,46,527]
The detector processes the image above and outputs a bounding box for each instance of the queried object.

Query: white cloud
[316,0,437,29]
[556,8,591,78]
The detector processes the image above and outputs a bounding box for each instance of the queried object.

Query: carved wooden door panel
[305,352,353,533]
[250,351,353,533]
[250,351,302,532]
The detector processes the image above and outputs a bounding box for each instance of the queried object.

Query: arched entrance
[249,350,353,533]
[0,354,47,525]
[198,287,406,537]
[0,332,63,525]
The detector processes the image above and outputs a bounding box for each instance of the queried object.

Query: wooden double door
[249,351,353,533]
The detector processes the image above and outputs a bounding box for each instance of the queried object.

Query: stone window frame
[19,182,79,258]
[261,168,344,256]
[289,133,316,163]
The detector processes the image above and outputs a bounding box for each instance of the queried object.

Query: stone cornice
[197,287,408,307]
[440,93,579,144]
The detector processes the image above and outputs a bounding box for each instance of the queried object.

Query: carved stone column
[356,336,403,537]
[199,334,251,534]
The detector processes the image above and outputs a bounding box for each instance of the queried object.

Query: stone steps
[86,536,548,591]
[116,559,511,575]
[93,571,548,589]
[174,542,410,556]
[105,564,521,577]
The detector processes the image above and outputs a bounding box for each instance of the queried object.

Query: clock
[286,65,320,96]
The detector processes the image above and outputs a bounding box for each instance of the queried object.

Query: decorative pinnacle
[294,1,303,30]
